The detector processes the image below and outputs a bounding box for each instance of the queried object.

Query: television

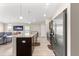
[13,26,23,31]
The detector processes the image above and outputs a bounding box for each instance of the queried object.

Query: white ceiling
[0,3,60,23]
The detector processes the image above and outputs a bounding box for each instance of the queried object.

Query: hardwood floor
[0,37,55,56]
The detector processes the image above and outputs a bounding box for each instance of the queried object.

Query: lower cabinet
[16,37,32,56]
[16,32,38,56]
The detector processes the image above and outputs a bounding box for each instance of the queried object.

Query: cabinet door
[16,37,32,56]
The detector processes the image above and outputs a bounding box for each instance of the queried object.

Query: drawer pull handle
[22,40,26,43]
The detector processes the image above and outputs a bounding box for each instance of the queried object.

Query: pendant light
[19,3,23,19]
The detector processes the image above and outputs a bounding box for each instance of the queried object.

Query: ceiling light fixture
[19,16,23,19]
[44,14,46,17]
[46,3,49,6]
[19,3,23,19]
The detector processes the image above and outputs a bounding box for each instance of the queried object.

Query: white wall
[4,23,30,32]
[4,23,31,36]
[30,23,41,37]
[30,22,47,37]
[40,23,46,37]
[4,23,47,37]
[71,3,79,56]
[53,4,68,19]
[45,19,51,33]
[0,23,4,32]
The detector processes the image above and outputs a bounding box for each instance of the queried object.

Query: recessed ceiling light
[44,14,46,17]
[46,3,49,6]
[19,16,23,19]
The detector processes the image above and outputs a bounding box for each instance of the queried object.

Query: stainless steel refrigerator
[53,9,67,56]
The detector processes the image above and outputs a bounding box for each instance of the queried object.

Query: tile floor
[32,37,55,56]
[0,43,12,56]
[0,37,55,56]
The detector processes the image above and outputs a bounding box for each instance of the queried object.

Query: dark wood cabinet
[16,32,38,56]
[16,37,32,56]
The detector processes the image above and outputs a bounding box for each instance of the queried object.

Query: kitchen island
[13,32,38,56]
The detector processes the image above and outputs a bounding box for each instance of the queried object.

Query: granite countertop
[13,32,37,38]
